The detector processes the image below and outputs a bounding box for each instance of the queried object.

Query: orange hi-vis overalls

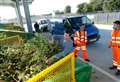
[73,31,88,60]
[110,30,120,70]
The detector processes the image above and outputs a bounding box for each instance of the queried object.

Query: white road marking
[77,57,120,82]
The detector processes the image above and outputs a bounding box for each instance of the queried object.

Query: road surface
[80,25,120,82]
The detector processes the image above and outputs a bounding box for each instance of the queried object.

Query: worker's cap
[79,23,85,26]
[79,24,85,29]
[113,20,120,29]
[113,20,120,25]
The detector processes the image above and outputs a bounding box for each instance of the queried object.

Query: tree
[113,0,120,11]
[90,0,120,12]
[77,3,93,13]
[85,4,93,12]
[77,3,87,13]
[102,0,120,12]
[90,0,104,12]
[102,0,114,12]
[77,0,120,13]
[64,5,71,13]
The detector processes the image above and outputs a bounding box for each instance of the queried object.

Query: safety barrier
[26,52,75,82]
[0,35,23,45]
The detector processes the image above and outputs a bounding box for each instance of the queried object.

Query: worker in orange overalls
[73,24,89,62]
[109,20,120,75]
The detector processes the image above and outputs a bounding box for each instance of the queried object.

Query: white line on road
[77,57,120,82]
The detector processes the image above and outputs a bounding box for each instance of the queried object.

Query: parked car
[38,19,51,32]
[50,15,100,43]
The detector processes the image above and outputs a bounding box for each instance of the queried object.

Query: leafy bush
[0,33,8,39]
[0,33,61,82]
[29,33,62,58]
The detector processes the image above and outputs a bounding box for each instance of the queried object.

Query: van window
[81,16,92,24]
[69,17,82,25]
[68,17,82,29]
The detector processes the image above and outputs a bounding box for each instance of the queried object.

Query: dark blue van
[50,16,100,43]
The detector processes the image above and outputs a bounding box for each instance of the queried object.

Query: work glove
[108,40,112,48]
[108,45,111,48]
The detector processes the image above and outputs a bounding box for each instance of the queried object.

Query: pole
[23,0,33,32]
[15,0,24,28]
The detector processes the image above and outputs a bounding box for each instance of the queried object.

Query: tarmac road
[80,25,120,82]
[27,23,119,82]
[45,24,119,82]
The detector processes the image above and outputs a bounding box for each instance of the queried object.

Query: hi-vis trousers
[73,45,88,59]
[114,47,120,70]
[112,47,118,66]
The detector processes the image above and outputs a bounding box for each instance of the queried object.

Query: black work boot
[109,66,117,70]
[85,59,90,62]
[115,70,120,75]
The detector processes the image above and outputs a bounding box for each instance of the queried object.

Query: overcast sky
[0,0,89,19]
